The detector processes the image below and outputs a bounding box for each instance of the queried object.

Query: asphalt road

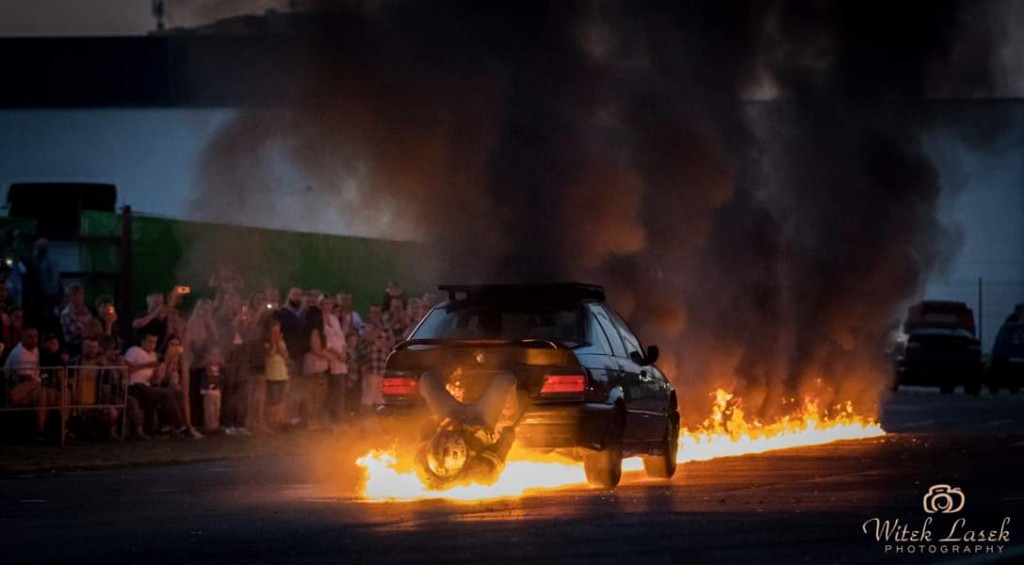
[2,387,1023,564]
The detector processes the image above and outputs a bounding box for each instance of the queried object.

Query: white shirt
[3,343,40,382]
[124,346,158,386]
[323,313,348,375]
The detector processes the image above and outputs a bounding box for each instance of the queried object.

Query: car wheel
[584,409,623,488]
[643,412,679,479]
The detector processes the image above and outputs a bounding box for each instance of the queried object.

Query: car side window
[589,305,626,357]
[584,310,614,355]
[606,307,643,358]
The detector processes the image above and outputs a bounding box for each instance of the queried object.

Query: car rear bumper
[897,359,982,384]
[375,404,430,438]
[376,401,616,451]
[515,402,615,451]
[990,359,1024,380]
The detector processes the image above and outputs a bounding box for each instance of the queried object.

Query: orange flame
[356,389,885,502]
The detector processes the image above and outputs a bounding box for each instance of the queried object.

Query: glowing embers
[357,389,885,502]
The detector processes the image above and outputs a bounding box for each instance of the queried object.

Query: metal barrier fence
[0,365,129,446]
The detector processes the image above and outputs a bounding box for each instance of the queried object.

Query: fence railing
[1,365,129,445]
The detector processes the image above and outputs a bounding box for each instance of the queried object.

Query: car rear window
[412,302,582,344]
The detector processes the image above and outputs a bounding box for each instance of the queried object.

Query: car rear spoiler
[437,283,605,302]
[393,338,564,353]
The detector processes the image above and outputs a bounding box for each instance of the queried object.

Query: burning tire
[584,410,624,488]
[643,410,679,479]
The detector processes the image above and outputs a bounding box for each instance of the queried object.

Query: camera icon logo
[923,484,966,514]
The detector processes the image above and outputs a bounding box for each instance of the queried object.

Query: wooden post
[978,277,984,346]
[119,206,134,340]
[59,369,67,447]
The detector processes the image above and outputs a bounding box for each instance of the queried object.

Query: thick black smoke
[191,0,1008,423]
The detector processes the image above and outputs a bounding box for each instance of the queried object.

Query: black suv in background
[989,322,1024,394]
[378,283,679,488]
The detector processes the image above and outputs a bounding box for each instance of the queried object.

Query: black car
[989,322,1024,394]
[377,283,679,488]
[893,300,983,395]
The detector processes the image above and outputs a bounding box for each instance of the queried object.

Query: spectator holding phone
[132,293,168,349]
[166,289,188,345]
[156,335,197,433]
[94,296,123,353]
[124,331,198,439]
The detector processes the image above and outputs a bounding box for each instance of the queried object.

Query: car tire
[643,412,679,479]
[584,409,623,489]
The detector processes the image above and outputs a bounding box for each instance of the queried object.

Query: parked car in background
[988,322,1024,394]
[893,300,983,395]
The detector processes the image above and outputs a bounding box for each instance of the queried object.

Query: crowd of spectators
[0,254,433,443]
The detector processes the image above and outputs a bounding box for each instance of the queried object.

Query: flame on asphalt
[356,389,885,502]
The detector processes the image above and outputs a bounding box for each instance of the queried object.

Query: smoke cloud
[190,0,1013,423]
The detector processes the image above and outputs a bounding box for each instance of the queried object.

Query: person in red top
[0,282,13,360]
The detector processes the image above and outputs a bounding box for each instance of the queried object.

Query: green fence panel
[0,216,37,259]
[80,210,429,315]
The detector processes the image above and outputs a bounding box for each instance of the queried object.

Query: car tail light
[540,374,586,395]
[382,377,418,397]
